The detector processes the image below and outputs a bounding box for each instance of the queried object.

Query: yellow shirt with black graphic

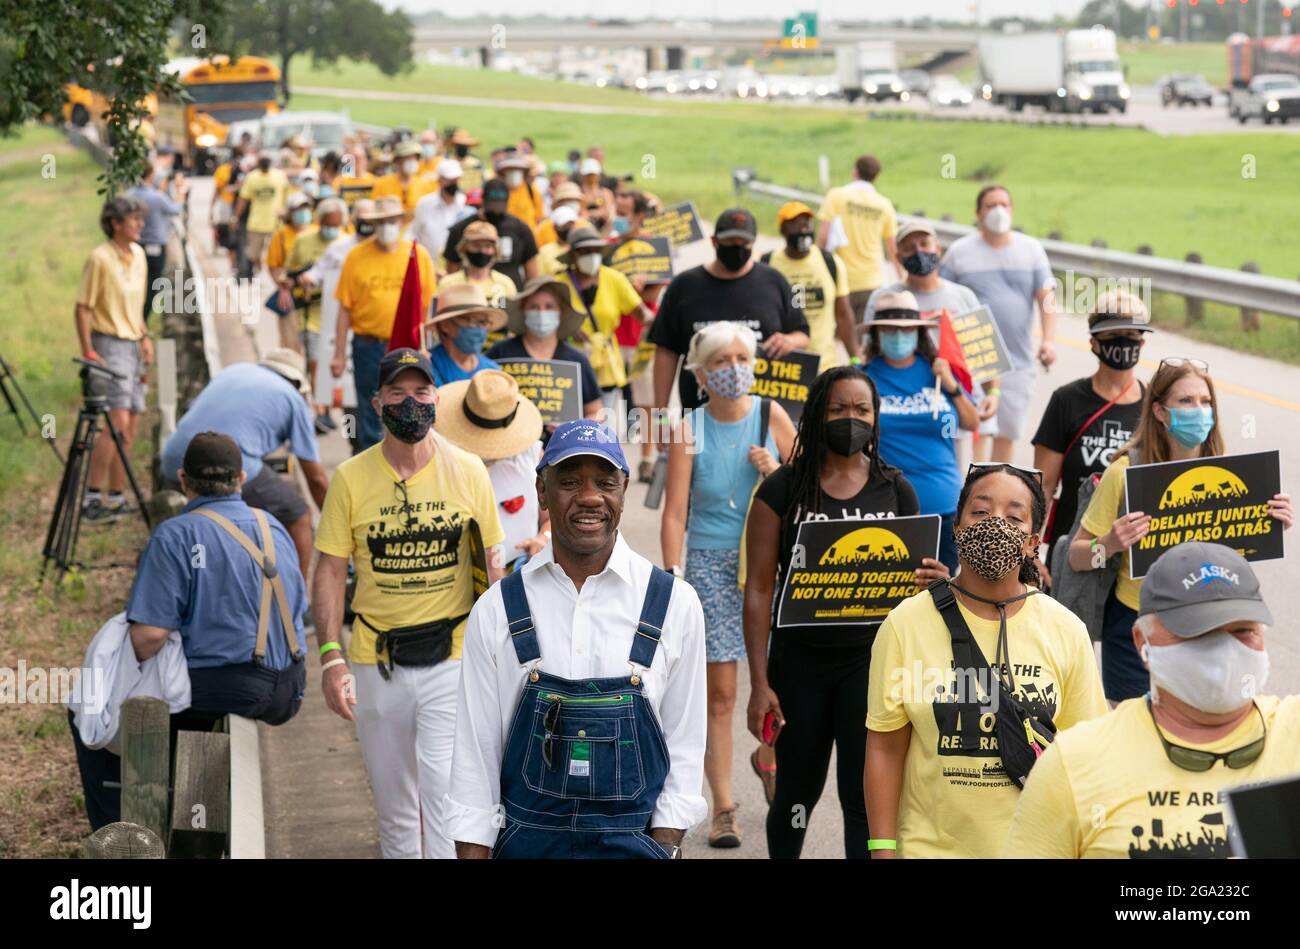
[867,588,1108,858]
[816,182,897,293]
[314,434,505,664]
[335,238,436,339]
[764,246,850,373]
[1080,454,1141,610]
[1004,694,1300,858]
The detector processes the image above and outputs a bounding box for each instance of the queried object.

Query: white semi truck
[836,41,906,103]
[979,26,1130,114]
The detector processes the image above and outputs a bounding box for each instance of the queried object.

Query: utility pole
[1180,0,1188,43]
[1257,0,1266,39]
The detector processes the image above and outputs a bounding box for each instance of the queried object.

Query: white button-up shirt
[445,532,708,848]
[408,190,474,263]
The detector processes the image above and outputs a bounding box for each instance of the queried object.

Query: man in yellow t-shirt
[867,582,1107,858]
[761,201,859,371]
[498,153,545,229]
[234,154,288,275]
[1005,542,1298,859]
[371,140,435,225]
[816,154,898,322]
[313,347,505,859]
[332,196,437,452]
[416,129,441,180]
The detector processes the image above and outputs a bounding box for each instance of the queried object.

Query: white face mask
[983,205,1012,235]
[377,222,401,246]
[402,159,419,176]
[1143,630,1270,714]
[524,307,561,337]
[576,252,602,276]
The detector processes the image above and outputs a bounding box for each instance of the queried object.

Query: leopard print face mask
[954,515,1031,581]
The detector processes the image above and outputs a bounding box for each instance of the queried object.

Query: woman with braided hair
[742,365,946,859]
[865,463,1106,858]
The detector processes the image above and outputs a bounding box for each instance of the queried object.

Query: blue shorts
[1101,587,1148,701]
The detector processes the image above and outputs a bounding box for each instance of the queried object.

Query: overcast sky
[389,1,1095,23]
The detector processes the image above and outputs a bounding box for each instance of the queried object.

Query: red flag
[387,242,423,353]
[932,308,972,395]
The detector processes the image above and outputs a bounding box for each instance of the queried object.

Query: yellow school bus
[153,55,281,173]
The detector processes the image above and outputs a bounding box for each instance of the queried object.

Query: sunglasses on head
[966,461,1044,486]
[1159,357,1209,372]
[1145,694,1265,772]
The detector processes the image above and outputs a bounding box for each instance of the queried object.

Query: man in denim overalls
[447,420,708,858]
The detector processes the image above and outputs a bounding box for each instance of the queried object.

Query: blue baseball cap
[536,420,629,475]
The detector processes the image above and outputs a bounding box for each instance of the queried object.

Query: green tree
[202,0,414,102]
[0,0,217,194]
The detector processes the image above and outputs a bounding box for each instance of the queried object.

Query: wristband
[867,839,897,852]
[987,387,1002,397]
[849,355,864,367]
[321,656,347,673]
[320,641,342,658]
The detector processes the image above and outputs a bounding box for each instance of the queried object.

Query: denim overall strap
[628,567,673,669]
[501,570,541,665]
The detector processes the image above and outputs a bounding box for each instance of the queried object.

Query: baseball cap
[1138,542,1273,638]
[182,431,242,481]
[777,201,815,226]
[579,157,602,176]
[378,348,437,388]
[551,204,579,228]
[536,420,629,475]
[482,178,510,201]
[1089,289,1154,335]
[714,208,757,241]
[437,159,464,180]
[896,219,937,246]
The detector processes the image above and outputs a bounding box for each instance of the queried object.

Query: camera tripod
[0,351,62,463]
[41,359,151,583]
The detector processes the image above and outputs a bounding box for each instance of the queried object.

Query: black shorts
[242,464,308,527]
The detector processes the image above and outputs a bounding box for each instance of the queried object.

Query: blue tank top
[686,398,777,550]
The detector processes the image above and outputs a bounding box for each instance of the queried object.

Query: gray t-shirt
[939,232,1053,371]
[865,278,986,402]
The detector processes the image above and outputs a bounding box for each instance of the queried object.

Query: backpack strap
[193,507,301,661]
[927,579,992,753]
[500,569,540,666]
[758,397,771,451]
[629,566,674,668]
[760,250,773,265]
[819,247,838,284]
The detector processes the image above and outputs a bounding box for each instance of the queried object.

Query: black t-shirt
[443,212,538,290]
[754,462,920,648]
[486,335,602,408]
[1032,377,1145,549]
[648,263,809,411]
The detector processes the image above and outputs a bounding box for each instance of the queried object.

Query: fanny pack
[928,579,1056,789]
[357,613,467,681]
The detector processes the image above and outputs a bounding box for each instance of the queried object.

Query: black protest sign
[776,515,941,628]
[749,350,820,424]
[605,236,675,284]
[949,306,1013,386]
[640,200,705,246]
[1124,450,1283,579]
[496,358,583,425]
[468,519,489,599]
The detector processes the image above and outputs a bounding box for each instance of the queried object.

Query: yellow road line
[1056,336,1300,415]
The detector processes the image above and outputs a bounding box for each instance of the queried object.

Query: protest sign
[1124,450,1283,579]
[496,358,583,425]
[605,236,674,284]
[775,515,941,627]
[750,350,820,424]
[640,200,705,246]
[949,306,1013,386]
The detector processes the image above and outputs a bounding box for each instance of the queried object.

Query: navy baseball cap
[536,420,629,475]
[1138,542,1273,638]
[378,348,436,388]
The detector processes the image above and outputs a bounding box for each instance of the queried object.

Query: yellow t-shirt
[314,436,506,664]
[534,216,592,248]
[816,183,897,293]
[371,173,434,222]
[238,168,288,234]
[764,246,849,372]
[285,228,338,334]
[1080,455,1140,611]
[418,156,442,180]
[458,156,485,193]
[77,242,147,341]
[867,588,1108,858]
[213,163,235,204]
[266,223,305,272]
[562,265,641,337]
[437,268,517,309]
[537,241,567,277]
[506,182,545,229]
[1003,694,1300,858]
[337,173,376,207]
[336,239,436,339]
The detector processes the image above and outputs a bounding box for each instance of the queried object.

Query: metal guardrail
[732,170,1300,320]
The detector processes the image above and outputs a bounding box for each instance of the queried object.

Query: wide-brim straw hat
[504,276,583,339]
[434,370,543,461]
[450,128,480,147]
[557,226,607,266]
[425,281,507,331]
[358,195,403,222]
[868,288,931,328]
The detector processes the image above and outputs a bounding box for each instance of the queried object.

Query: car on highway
[928,74,974,108]
[1229,73,1300,125]
[900,69,932,96]
[1159,73,1215,107]
[260,111,352,158]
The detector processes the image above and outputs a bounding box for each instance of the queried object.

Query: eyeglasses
[455,314,495,329]
[393,479,415,530]
[1145,694,1266,772]
[966,462,1044,486]
[1159,357,1209,372]
[542,700,562,771]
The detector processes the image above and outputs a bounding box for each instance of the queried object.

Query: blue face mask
[1167,406,1214,449]
[612,216,630,235]
[880,329,918,361]
[320,225,340,241]
[454,324,489,355]
[291,208,311,227]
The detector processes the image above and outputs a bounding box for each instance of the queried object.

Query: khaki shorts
[245,230,272,269]
[87,331,145,413]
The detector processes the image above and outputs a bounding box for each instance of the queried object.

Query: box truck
[836,41,906,103]
[979,26,1130,114]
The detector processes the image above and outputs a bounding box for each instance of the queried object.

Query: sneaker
[708,806,741,849]
[107,495,138,516]
[750,748,777,805]
[81,498,121,525]
[318,412,338,431]
[314,414,333,435]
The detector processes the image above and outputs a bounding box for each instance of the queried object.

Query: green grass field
[1119,41,1227,88]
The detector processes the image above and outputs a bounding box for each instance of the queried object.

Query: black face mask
[785,232,813,255]
[441,183,458,197]
[381,396,436,443]
[465,250,493,268]
[356,221,376,237]
[902,250,940,277]
[1095,338,1142,370]
[454,144,470,158]
[825,418,873,457]
[716,244,752,272]
[483,206,506,225]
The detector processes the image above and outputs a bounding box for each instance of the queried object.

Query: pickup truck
[1229,73,1300,125]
